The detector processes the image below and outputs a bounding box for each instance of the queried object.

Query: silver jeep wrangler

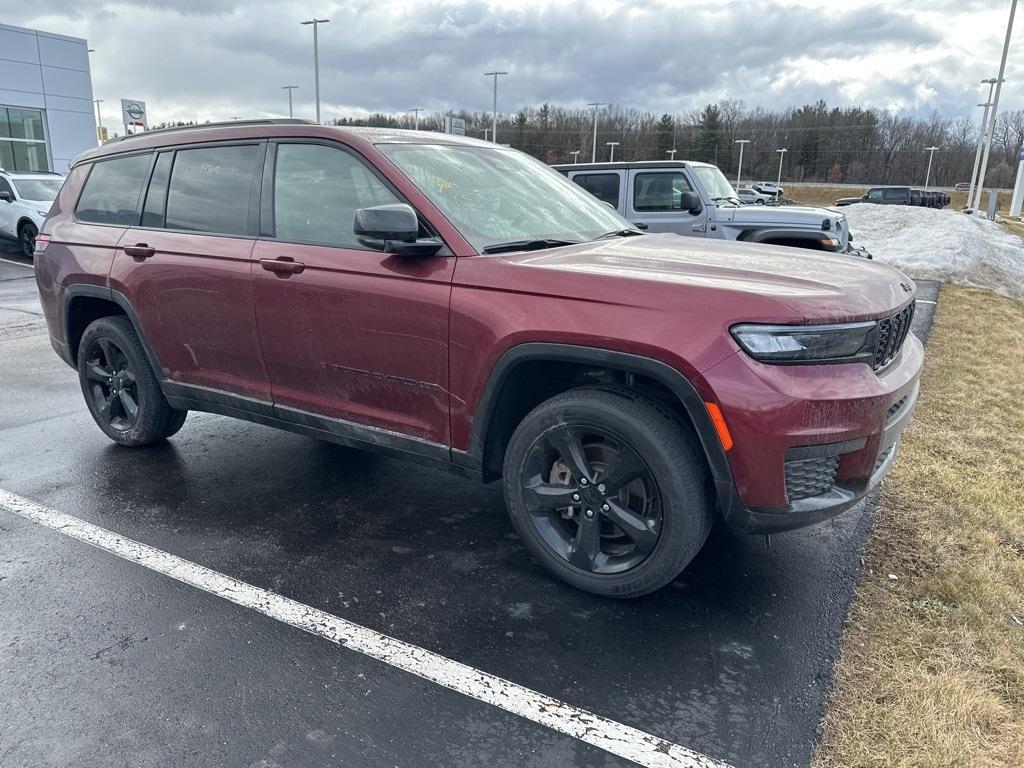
[553,160,871,258]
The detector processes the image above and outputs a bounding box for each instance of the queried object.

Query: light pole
[973,0,1017,213]
[667,149,677,160]
[93,99,103,139]
[734,139,751,189]
[484,70,507,143]
[587,102,606,163]
[775,148,787,190]
[570,150,580,164]
[923,146,940,190]
[967,79,999,208]
[410,107,423,130]
[606,141,620,162]
[281,85,298,118]
[301,18,330,124]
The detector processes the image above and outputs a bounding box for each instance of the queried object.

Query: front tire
[77,316,187,446]
[502,387,712,598]
[19,221,37,259]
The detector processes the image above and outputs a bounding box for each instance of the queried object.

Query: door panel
[627,169,706,235]
[253,141,453,445]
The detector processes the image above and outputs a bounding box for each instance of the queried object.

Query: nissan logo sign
[126,103,145,120]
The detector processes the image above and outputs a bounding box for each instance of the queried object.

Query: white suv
[0,170,64,258]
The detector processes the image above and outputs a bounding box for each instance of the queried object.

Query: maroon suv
[34,120,923,597]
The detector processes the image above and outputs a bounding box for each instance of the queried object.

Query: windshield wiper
[593,228,646,240]
[710,196,737,203]
[481,238,581,254]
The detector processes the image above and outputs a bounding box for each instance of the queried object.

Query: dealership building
[0,23,97,174]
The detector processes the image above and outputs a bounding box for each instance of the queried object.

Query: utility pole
[301,18,330,123]
[967,79,999,208]
[973,0,1017,213]
[734,139,751,189]
[409,108,423,130]
[667,149,677,160]
[587,102,606,163]
[484,70,507,143]
[606,141,620,162]
[923,146,940,190]
[281,85,298,118]
[570,150,580,164]
[775,148,787,189]
[93,99,103,143]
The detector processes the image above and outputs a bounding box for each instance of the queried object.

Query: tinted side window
[0,177,12,198]
[273,143,401,247]
[882,188,908,201]
[141,152,173,228]
[164,145,259,235]
[573,173,620,208]
[634,172,691,212]
[75,154,152,225]
[866,189,883,201]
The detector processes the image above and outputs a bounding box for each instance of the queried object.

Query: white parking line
[0,488,730,768]
[0,256,33,268]
[916,300,937,305]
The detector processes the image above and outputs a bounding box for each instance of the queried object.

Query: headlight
[731,322,876,364]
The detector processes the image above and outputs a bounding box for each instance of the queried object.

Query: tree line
[331,100,1024,188]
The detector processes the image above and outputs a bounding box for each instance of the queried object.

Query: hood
[505,233,915,322]
[715,204,842,228]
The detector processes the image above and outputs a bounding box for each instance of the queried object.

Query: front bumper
[703,332,923,535]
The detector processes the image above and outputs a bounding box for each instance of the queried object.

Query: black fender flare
[737,228,835,250]
[62,284,166,379]
[457,342,735,495]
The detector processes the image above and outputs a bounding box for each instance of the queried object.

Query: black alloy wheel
[520,425,661,575]
[83,336,140,432]
[19,222,37,259]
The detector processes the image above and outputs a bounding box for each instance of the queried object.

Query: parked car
[0,169,64,258]
[835,186,912,207]
[35,120,922,597]
[954,182,971,191]
[556,161,871,258]
[751,180,783,198]
[735,188,772,205]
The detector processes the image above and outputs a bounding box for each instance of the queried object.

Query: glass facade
[0,107,49,172]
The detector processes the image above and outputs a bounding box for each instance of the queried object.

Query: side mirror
[680,191,703,214]
[0,191,12,203]
[353,203,443,257]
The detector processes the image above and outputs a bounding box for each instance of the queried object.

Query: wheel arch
[737,228,829,250]
[460,343,734,495]
[63,285,164,378]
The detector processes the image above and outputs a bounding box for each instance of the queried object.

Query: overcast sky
[10,0,1023,126]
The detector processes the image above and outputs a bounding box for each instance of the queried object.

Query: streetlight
[923,146,940,190]
[483,70,507,143]
[775,148,787,190]
[973,0,1017,213]
[93,99,103,139]
[667,149,677,161]
[606,141,620,162]
[587,102,606,162]
[409,107,423,130]
[281,85,298,118]
[967,79,1000,208]
[300,18,330,124]
[734,139,751,189]
[570,150,580,163]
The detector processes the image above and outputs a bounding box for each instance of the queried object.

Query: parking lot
[0,244,939,768]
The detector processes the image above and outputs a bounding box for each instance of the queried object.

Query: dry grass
[998,216,1024,240]
[784,184,1014,212]
[813,286,1024,768]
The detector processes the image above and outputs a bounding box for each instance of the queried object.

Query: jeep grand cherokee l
[34,120,923,597]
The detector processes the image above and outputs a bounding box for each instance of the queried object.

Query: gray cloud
[8,0,1022,124]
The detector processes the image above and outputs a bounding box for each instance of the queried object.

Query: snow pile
[835,204,1024,299]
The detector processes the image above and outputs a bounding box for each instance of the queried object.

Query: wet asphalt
[0,242,940,768]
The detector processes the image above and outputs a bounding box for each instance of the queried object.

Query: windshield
[377,144,631,252]
[690,166,737,202]
[12,178,63,202]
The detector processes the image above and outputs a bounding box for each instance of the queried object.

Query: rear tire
[502,387,712,598]
[77,316,187,446]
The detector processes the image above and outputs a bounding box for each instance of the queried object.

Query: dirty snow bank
[835,204,1024,299]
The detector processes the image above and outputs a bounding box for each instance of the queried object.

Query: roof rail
[110,118,318,143]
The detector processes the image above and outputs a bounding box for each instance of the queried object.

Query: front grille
[873,301,916,370]
[785,456,840,501]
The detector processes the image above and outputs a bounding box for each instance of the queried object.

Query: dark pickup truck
[836,186,949,209]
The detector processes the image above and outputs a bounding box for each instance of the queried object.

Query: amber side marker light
[704,402,734,451]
